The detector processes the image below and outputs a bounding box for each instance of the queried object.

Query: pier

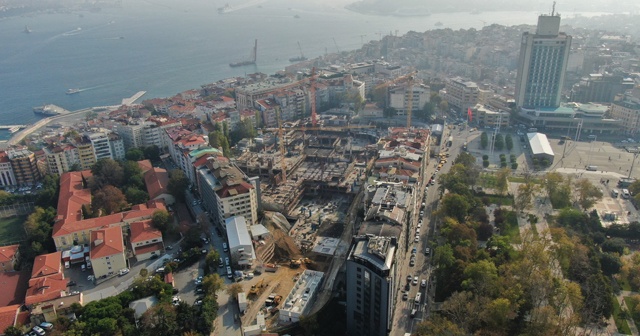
[121,91,146,106]
[0,125,27,130]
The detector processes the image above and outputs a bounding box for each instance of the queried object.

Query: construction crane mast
[375,71,417,128]
[275,106,287,183]
[310,67,318,127]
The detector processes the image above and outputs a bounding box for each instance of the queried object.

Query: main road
[390,124,472,335]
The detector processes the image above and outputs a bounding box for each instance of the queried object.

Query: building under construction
[235,125,379,216]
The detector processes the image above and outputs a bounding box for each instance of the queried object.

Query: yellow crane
[375,71,418,128]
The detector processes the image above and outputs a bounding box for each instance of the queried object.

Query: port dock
[0,125,27,130]
[122,91,146,106]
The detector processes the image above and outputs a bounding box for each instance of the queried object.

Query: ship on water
[289,41,308,63]
[23,25,32,33]
[66,88,81,95]
[218,4,231,14]
[8,126,20,134]
[33,104,67,116]
[229,39,257,67]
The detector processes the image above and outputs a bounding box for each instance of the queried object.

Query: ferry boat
[33,105,62,116]
[23,25,32,34]
[66,88,81,95]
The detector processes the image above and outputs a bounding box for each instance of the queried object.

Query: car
[87,275,95,281]
[86,260,92,269]
[430,180,435,185]
[405,283,410,291]
[201,249,208,254]
[421,202,426,207]
[407,275,412,282]
[225,257,230,266]
[32,326,46,336]
[166,245,173,250]
[196,275,203,281]
[194,299,203,305]
[417,223,422,229]
[155,267,165,274]
[411,247,417,254]
[223,243,228,252]
[216,228,223,237]
[414,235,419,243]
[402,292,408,300]
[410,309,417,318]
[409,259,415,267]
[39,322,54,331]
[412,276,418,285]
[81,264,86,272]
[416,228,420,235]
[421,279,427,288]
[195,279,202,285]
[173,258,182,263]
[425,247,431,255]
[67,280,77,287]
[196,287,205,294]
[118,268,130,276]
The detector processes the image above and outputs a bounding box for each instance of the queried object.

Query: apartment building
[197,156,259,228]
[0,152,16,187]
[611,95,640,135]
[471,104,511,128]
[71,137,96,170]
[346,235,397,336]
[44,145,79,175]
[7,149,41,185]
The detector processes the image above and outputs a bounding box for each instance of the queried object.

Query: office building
[279,270,324,323]
[346,235,397,336]
[388,84,430,116]
[440,77,479,112]
[515,13,571,109]
[611,93,640,135]
[570,74,634,104]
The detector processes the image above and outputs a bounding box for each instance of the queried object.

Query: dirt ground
[239,265,307,328]
[268,221,303,261]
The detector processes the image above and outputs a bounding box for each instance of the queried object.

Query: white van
[622,189,631,199]
[611,189,619,198]
[414,292,422,304]
[586,165,598,171]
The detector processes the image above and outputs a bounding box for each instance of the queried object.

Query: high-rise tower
[515,9,571,109]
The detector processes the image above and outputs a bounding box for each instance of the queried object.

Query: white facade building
[225,216,255,268]
[279,270,324,323]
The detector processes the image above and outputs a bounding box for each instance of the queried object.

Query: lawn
[614,296,633,335]
[0,215,26,245]
[508,176,542,184]
[618,275,633,292]
[502,210,522,243]
[624,295,640,330]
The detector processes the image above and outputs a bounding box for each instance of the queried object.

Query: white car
[421,279,427,288]
[417,223,422,229]
[32,326,46,336]
[414,235,420,243]
[412,276,418,285]
[118,268,130,276]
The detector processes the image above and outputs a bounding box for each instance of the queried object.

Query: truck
[237,292,247,314]
[446,136,453,147]
[264,263,279,273]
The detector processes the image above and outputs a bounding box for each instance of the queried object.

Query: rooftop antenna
[551,1,556,16]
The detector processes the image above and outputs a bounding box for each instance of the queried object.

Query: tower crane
[375,71,418,128]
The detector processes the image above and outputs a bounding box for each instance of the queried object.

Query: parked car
[32,326,46,336]
[118,268,130,276]
[39,322,54,331]
[421,279,427,288]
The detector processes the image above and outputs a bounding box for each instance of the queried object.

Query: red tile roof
[31,251,62,279]
[53,200,166,238]
[0,305,19,333]
[90,226,124,259]
[0,244,19,265]
[217,181,253,198]
[137,159,153,174]
[164,272,174,284]
[130,220,162,243]
[24,276,68,306]
[134,242,164,256]
[56,171,92,224]
[144,167,169,200]
[0,271,29,306]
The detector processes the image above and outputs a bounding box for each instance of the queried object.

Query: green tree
[574,178,603,210]
[92,185,128,215]
[462,259,498,296]
[439,194,471,222]
[505,134,513,151]
[494,133,504,150]
[3,326,22,336]
[415,315,465,336]
[299,315,319,336]
[495,168,510,195]
[205,250,221,273]
[122,160,145,189]
[125,148,145,161]
[143,145,161,161]
[140,303,179,336]
[167,169,189,202]
[151,210,172,235]
[480,132,488,149]
[125,187,149,205]
[226,283,244,299]
[90,158,124,189]
[202,274,225,296]
[208,131,230,157]
[600,253,622,275]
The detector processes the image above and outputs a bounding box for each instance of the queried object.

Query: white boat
[66,88,81,95]
[9,126,20,134]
